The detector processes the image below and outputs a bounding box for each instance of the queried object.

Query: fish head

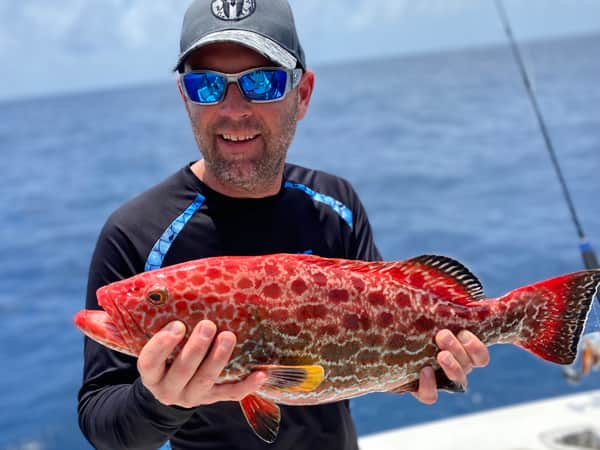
[74,267,197,357]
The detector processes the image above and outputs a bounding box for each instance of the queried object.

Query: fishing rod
[493,0,599,272]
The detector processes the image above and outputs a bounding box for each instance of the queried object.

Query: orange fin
[251,364,325,392]
[240,394,281,443]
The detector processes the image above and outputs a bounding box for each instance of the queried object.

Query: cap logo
[211,0,256,21]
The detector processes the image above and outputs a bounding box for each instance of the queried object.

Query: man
[77,0,489,449]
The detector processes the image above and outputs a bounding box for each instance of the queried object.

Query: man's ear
[176,75,186,102]
[296,70,315,121]
[176,75,194,118]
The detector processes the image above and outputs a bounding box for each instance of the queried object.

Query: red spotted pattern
[80,253,599,406]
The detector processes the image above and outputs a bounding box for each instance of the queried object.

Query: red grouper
[74,253,600,443]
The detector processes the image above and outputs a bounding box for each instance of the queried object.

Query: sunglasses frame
[179,66,303,105]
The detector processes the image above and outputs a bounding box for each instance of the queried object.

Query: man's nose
[219,82,251,118]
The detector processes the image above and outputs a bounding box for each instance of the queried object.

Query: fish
[74,253,600,443]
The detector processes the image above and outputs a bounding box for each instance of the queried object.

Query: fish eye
[146,287,168,306]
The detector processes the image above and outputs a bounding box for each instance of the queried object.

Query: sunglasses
[180,67,303,105]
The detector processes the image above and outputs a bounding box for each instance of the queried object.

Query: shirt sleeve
[347,184,382,262]
[77,217,197,450]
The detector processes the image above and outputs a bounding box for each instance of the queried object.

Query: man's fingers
[185,331,237,393]
[437,350,467,388]
[210,371,269,402]
[163,320,217,392]
[413,331,490,406]
[137,321,247,408]
[411,367,437,404]
[457,330,490,368]
[138,320,186,387]
[436,329,473,374]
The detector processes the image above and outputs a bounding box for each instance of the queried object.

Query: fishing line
[493,1,600,382]
[494,0,600,382]
[493,0,599,274]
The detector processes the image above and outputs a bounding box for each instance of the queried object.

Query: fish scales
[91,254,589,399]
[172,256,460,403]
[75,253,600,443]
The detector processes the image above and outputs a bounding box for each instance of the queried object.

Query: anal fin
[240,394,281,443]
[251,364,325,392]
[391,369,466,394]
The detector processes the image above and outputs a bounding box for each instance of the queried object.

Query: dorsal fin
[398,255,486,302]
[293,253,485,304]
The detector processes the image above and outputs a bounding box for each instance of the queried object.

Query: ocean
[1,33,599,450]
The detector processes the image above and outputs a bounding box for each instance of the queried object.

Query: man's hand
[412,329,490,404]
[137,320,267,408]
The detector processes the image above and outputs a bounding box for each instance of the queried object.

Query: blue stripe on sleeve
[284,181,353,230]
[144,194,205,271]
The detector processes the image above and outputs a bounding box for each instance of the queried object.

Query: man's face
[180,43,313,196]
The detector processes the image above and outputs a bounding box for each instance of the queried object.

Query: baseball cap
[174,0,306,72]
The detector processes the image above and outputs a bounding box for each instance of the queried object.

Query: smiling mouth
[219,134,259,143]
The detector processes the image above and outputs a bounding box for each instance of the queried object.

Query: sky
[1,0,599,101]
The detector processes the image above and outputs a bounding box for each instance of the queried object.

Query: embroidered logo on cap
[211,0,256,21]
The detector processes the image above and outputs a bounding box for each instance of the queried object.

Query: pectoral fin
[240,394,281,443]
[250,364,325,392]
[391,368,466,394]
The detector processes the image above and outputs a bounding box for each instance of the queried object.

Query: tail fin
[502,270,600,364]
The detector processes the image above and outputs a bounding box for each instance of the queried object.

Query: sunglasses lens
[239,69,288,101]
[183,72,226,104]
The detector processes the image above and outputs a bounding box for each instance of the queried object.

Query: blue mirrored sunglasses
[180,67,303,105]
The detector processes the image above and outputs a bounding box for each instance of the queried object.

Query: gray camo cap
[174,0,306,72]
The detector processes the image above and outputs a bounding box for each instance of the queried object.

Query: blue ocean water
[1,33,599,449]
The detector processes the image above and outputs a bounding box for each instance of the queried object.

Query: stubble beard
[193,99,299,195]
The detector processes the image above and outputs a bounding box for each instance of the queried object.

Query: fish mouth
[96,284,149,356]
[73,309,136,357]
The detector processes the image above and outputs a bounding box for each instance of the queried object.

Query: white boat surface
[358,389,600,450]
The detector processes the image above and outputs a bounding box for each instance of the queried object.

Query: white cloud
[346,2,409,30]
[409,0,472,16]
[5,0,598,59]
[117,3,187,50]
[21,0,85,43]
[1,0,599,100]
[290,0,473,33]
[1,0,188,55]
